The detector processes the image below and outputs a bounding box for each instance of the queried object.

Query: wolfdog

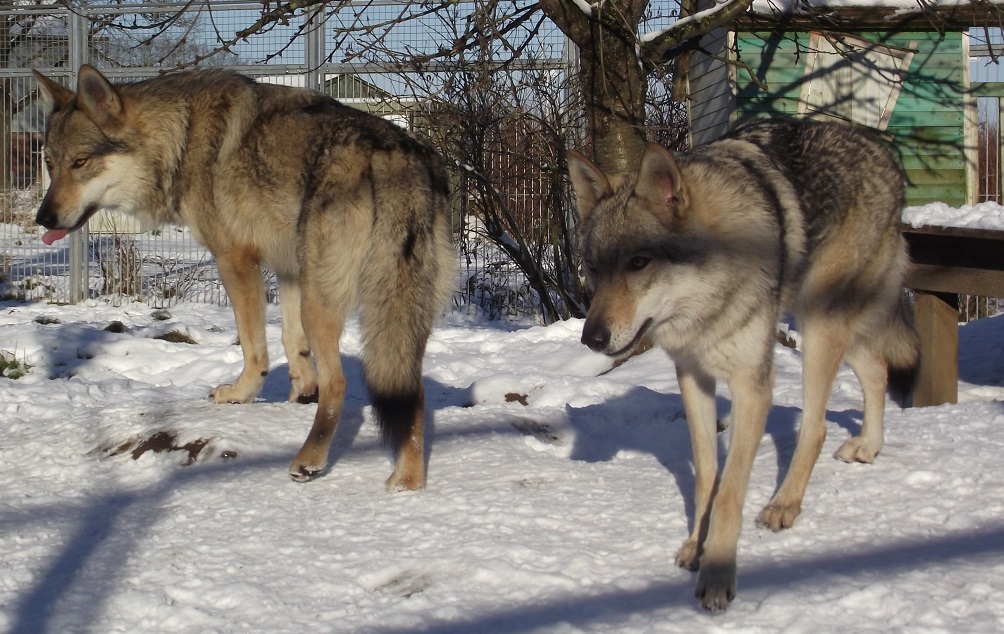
[34,65,455,489]
[568,118,919,610]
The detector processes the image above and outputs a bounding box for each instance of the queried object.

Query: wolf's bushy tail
[882,291,921,407]
[358,173,456,450]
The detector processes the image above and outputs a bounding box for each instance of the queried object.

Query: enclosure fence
[967,42,1004,321]
[5,9,1004,324]
[0,0,578,321]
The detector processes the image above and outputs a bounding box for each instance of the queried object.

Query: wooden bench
[902,224,1004,406]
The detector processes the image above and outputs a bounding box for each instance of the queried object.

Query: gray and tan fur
[568,118,919,610]
[34,65,455,489]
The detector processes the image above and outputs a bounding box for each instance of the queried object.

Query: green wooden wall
[734,31,969,207]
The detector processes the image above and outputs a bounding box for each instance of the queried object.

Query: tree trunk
[577,24,648,178]
[539,0,650,178]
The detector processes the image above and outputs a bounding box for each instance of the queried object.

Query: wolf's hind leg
[211,247,269,404]
[836,293,918,462]
[288,284,349,482]
[758,318,848,532]
[835,344,886,463]
[277,277,318,404]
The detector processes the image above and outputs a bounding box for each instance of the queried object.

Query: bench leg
[912,291,959,407]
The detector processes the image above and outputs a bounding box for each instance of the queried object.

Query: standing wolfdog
[34,65,455,490]
[568,118,919,610]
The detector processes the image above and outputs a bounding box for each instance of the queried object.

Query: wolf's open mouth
[40,204,101,245]
[608,318,653,359]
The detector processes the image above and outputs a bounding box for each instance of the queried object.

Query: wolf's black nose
[36,205,56,229]
[580,322,610,352]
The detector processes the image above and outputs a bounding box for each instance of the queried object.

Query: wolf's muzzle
[580,320,610,352]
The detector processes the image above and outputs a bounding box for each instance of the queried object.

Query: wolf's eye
[71,156,89,169]
[627,256,651,272]
[582,259,596,276]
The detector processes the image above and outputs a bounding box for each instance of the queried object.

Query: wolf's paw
[834,436,881,464]
[694,559,736,611]
[757,500,801,532]
[209,383,253,404]
[385,469,425,492]
[289,460,325,482]
[289,385,319,404]
[675,538,701,571]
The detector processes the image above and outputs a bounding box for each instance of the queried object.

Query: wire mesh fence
[15,4,988,325]
[969,38,1004,323]
[0,0,581,321]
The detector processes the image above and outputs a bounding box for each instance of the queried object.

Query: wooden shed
[685,0,996,207]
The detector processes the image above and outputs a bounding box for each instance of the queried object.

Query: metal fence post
[67,8,89,303]
[304,8,325,93]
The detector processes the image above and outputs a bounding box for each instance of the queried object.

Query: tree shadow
[5,451,293,634]
[367,521,1004,634]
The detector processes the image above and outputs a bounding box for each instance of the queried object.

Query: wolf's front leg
[288,284,349,481]
[277,277,318,403]
[211,247,269,404]
[695,374,772,611]
[674,365,719,571]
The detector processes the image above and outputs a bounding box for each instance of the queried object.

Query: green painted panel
[885,110,963,125]
[905,168,968,185]
[907,186,967,208]
[734,30,968,206]
[900,154,966,170]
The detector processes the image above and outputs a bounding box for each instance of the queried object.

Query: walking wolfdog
[568,118,919,610]
[33,65,455,490]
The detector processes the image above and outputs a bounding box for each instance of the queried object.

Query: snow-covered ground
[2,295,1004,633]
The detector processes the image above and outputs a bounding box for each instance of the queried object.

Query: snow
[569,0,597,17]
[3,280,1004,632]
[750,0,980,14]
[641,0,982,44]
[903,200,1004,231]
[641,0,736,43]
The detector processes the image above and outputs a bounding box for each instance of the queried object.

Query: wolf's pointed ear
[635,144,689,223]
[76,65,123,127]
[567,150,612,221]
[32,69,75,115]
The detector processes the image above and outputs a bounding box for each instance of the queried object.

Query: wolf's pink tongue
[41,228,68,245]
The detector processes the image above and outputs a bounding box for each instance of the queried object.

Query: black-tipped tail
[885,291,921,408]
[369,388,423,451]
[888,361,919,408]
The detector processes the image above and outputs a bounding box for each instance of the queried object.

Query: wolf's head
[33,65,140,245]
[569,145,715,359]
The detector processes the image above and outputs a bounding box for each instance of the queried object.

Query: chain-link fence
[0,1,580,321]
